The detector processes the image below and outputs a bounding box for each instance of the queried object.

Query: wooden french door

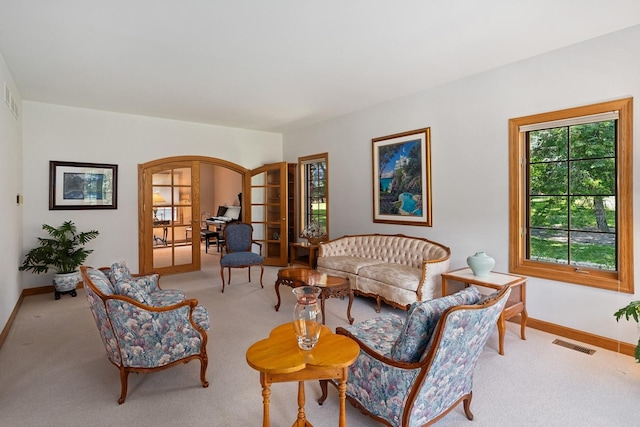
[139,157,288,274]
[248,162,288,266]
[139,161,201,275]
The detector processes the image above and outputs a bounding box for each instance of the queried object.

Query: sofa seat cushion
[391,286,482,363]
[357,263,421,292]
[316,256,384,275]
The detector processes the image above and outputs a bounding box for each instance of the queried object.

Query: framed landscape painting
[372,127,432,226]
[49,161,118,210]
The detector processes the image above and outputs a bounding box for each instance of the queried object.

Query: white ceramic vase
[466,252,495,277]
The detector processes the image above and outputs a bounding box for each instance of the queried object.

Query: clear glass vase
[292,286,322,350]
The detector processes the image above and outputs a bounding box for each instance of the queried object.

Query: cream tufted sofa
[316,234,451,312]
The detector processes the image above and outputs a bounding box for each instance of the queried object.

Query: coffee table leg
[320,298,326,325]
[346,289,354,325]
[274,279,282,311]
[260,373,271,427]
[293,381,312,427]
[338,370,348,427]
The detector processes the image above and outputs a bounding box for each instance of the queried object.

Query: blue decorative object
[466,251,495,277]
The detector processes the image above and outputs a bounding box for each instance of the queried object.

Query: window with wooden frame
[298,153,329,237]
[509,98,633,293]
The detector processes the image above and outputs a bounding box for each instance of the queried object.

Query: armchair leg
[248,266,251,283]
[318,379,329,405]
[462,392,474,421]
[259,265,264,288]
[118,368,129,404]
[220,268,226,293]
[200,356,210,388]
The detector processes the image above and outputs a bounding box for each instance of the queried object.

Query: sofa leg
[118,368,129,404]
[376,296,382,313]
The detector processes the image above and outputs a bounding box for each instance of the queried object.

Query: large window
[509,98,633,293]
[298,153,329,237]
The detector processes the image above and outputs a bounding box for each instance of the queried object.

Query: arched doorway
[138,156,289,275]
[138,156,249,274]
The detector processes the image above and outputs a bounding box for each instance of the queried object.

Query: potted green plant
[614,301,640,362]
[19,221,99,300]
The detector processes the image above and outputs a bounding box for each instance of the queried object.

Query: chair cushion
[113,278,152,305]
[342,314,405,357]
[391,286,481,363]
[220,252,263,267]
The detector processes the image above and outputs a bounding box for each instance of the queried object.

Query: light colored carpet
[2,251,640,426]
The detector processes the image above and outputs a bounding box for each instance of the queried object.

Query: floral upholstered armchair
[319,285,511,426]
[80,262,210,404]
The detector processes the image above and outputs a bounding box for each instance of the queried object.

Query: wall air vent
[3,81,19,119]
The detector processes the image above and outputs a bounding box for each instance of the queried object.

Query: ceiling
[1,1,639,133]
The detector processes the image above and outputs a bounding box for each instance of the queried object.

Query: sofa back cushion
[319,234,449,269]
[391,286,482,362]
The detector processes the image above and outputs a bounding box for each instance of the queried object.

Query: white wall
[283,25,640,346]
[22,102,282,288]
[0,52,23,331]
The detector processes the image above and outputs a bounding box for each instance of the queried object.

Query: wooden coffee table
[246,323,359,427]
[274,268,354,325]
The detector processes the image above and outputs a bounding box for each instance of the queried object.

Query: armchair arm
[251,241,263,256]
[104,296,208,368]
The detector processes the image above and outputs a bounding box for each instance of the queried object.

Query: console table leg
[520,309,528,340]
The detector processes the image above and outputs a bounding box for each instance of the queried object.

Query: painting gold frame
[372,128,432,226]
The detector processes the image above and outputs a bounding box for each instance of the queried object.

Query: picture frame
[372,127,432,226]
[49,161,118,210]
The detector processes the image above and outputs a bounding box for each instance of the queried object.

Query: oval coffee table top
[277,267,347,289]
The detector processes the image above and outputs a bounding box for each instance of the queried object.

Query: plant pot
[53,272,80,299]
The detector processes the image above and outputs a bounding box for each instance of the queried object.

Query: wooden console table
[441,267,527,355]
[289,242,320,268]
